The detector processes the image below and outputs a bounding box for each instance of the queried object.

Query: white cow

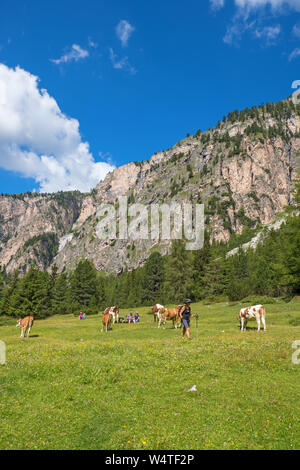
[238,305,266,331]
[103,306,119,324]
[152,304,164,323]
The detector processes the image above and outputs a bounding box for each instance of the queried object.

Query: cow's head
[16,319,21,327]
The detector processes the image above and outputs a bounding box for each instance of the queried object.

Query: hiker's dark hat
[185,298,192,304]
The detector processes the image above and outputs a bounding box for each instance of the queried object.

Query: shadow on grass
[237,326,263,331]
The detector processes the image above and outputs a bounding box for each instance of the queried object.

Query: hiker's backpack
[177,305,185,317]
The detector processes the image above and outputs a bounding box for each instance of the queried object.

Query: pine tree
[50,264,59,286]
[281,216,300,294]
[163,240,194,304]
[5,266,52,318]
[95,271,107,311]
[225,247,250,301]
[69,259,97,313]
[0,270,20,316]
[116,270,130,307]
[52,271,69,314]
[142,252,165,304]
[127,270,141,307]
[192,231,211,300]
[202,256,227,300]
[104,273,118,308]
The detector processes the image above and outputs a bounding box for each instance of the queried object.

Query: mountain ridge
[1,97,300,274]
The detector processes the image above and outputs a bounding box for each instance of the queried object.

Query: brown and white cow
[103,306,119,324]
[238,305,266,331]
[16,316,34,338]
[158,306,181,329]
[101,312,112,332]
[152,304,164,323]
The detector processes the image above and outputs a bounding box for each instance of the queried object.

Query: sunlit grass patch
[0,301,300,450]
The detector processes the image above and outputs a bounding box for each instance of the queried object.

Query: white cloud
[88,38,98,48]
[50,44,89,65]
[116,20,135,47]
[253,24,281,42]
[0,64,115,193]
[109,48,136,74]
[292,23,300,37]
[223,18,256,43]
[210,0,225,10]
[289,47,300,60]
[234,0,300,13]
[213,0,300,13]
[212,1,300,44]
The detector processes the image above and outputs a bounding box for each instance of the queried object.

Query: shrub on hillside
[240,295,280,305]
[203,295,229,305]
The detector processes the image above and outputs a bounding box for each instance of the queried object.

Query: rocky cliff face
[1,98,300,274]
[0,192,83,273]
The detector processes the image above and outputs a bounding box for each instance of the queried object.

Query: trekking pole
[196,314,199,340]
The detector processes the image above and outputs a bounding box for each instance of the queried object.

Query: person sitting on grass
[134,312,140,323]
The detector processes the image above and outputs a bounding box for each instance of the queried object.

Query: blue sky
[0,0,300,193]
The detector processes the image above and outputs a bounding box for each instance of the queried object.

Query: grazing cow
[101,312,112,332]
[152,304,164,323]
[239,305,266,331]
[16,316,34,338]
[152,304,164,322]
[158,306,181,329]
[104,305,119,324]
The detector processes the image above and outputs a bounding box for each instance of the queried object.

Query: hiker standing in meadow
[180,299,192,340]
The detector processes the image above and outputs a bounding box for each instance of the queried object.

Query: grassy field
[0,301,300,450]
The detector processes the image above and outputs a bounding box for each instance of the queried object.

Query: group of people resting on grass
[78,311,140,323]
[126,312,140,323]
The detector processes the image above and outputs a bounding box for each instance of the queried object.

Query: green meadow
[0,301,300,450]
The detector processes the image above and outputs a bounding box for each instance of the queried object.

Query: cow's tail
[260,305,266,318]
